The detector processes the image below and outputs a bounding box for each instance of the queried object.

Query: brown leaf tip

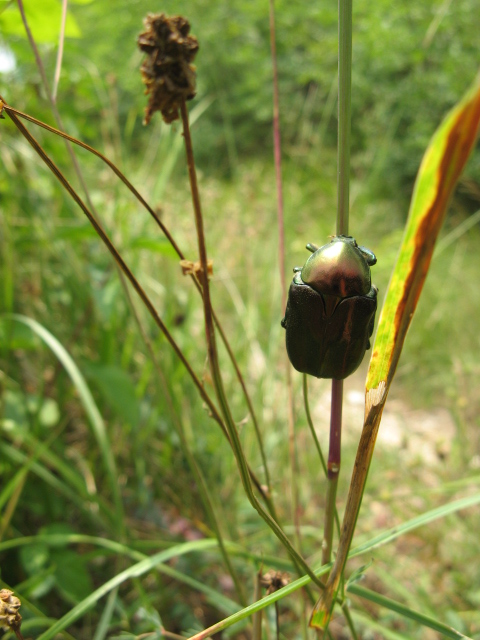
[137,13,199,125]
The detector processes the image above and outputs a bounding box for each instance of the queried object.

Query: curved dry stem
[0,100,273,501]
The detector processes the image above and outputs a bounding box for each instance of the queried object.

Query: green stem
[180,99,323,590]
[314,0,357,635]
[16,0,94,212]
[322,0,353,570]
[337,0,353,236]
[322,0,353,573]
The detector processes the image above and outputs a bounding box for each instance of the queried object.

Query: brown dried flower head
[260,570,291,595]
[0,589,22,632]
[137,13,199,125]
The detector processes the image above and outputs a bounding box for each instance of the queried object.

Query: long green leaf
[0,443,106,527]
[4,314,124,528]
[4,490,478,640]
[367,72,480,392]
[183,491,480,639]
[35,539,233,640]
[349,585,470,640]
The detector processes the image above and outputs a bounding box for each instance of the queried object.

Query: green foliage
[1,0,480,639]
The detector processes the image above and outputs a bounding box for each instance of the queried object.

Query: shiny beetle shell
[281,236,377,379]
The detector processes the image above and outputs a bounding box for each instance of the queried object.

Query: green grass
[2,149,480,638]
[2,1,480,637]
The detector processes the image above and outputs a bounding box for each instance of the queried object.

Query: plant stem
[321,0,353,571]
[1,99,274,516]
[303,375,341,536]
[322,380,342,570]
[316,1,357,635]
[180,99,323,589]
[16,0,94,212]
[52,0,68,102]
[269,0,302,551]
[336,0,352,236]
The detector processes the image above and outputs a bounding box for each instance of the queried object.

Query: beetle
[281,235,377,379]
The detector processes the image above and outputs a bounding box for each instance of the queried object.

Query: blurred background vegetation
[1,0,480,638]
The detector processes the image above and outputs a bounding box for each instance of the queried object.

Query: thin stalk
[269,0,287,306]
[302,375,341,536]
[52,0,68,102]
[336,0,352,236]
[269,0,302,552]
[341,601,359,640]
[321,0,353,573]
[0,102,273,507]
[180,99,323,590]
[252,570,263,640]
[16,0,94,211]
[314,0,356,635]
[322,380,342,570]
[303,375,327,477]
[4,110,226,453]
[1,101,272,513]
[118,272,246,606]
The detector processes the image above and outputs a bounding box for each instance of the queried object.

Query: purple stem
[328,379,343,479]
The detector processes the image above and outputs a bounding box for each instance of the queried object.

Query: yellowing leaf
[367,72,480,396]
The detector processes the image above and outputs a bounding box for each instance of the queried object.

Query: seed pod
[281,235,377,379]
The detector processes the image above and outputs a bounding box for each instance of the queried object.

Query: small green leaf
[51,549,93,603]
[84,363,140,427]
[20,543,50,575]
[0,0,82,43]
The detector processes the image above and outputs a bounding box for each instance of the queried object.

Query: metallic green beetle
[281,235,377,379]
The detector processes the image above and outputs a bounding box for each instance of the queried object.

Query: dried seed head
[260,570,290,595]
[0,589,22,632]
[137,13,199,124]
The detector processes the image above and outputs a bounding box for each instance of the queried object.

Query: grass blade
[184,490,480,639]
[5,314,124,529]
[35,539,234,640]
[348,584,470,639]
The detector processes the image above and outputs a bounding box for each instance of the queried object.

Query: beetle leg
[358,245,377,266]
[306,242,319,253]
